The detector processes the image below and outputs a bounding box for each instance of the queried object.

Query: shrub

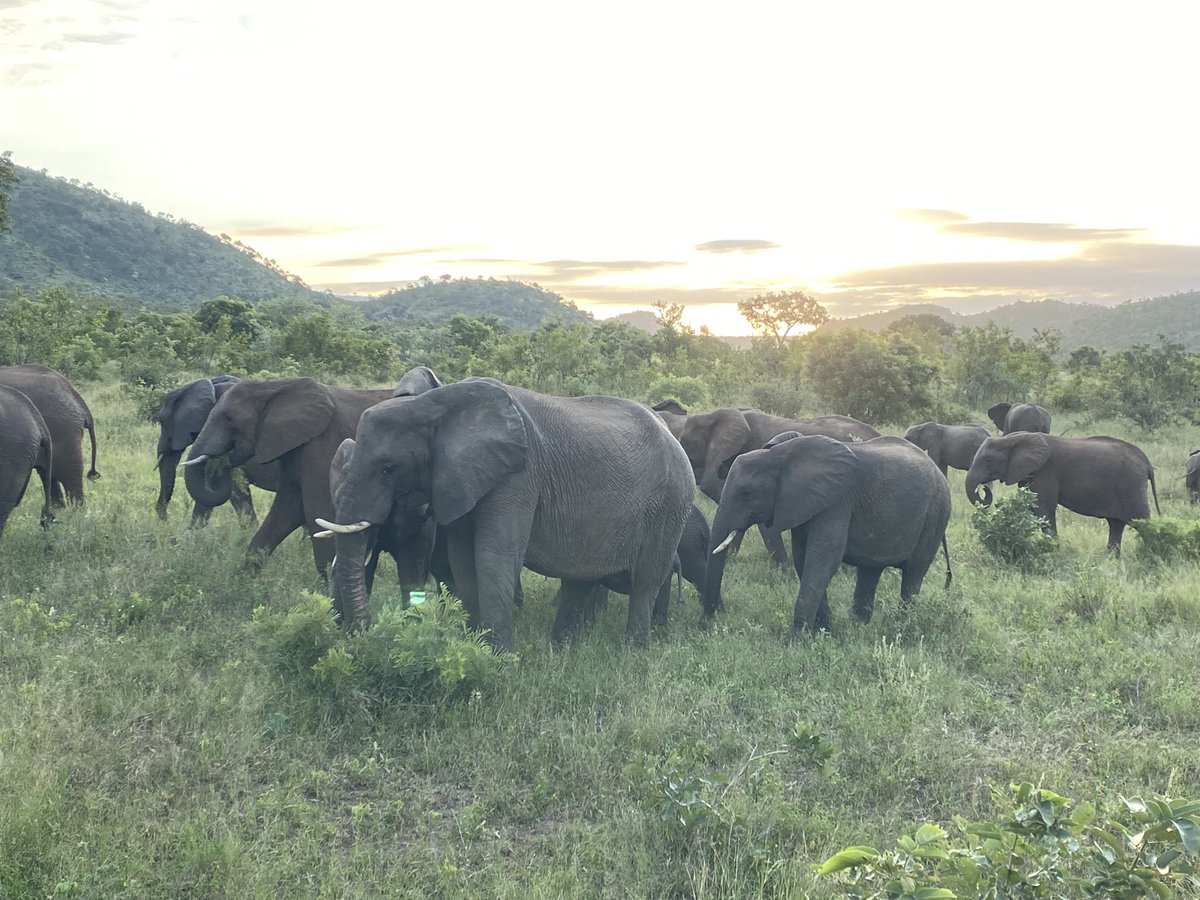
[646,375,710,411]
[972,487,1055,567]
[1129,518,1200,563]
[818,782,1200,898]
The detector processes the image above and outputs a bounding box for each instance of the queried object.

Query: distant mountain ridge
[0,165,324,305]
[819,293,1200,350]
[360,277,592,329]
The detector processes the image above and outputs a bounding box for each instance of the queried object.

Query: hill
[360,276,593,329]
[604,309,661,334]
[0,164,323,306]
[819,292,1200,350]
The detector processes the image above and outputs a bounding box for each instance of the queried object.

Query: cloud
[312,245,484,267]
[893,209,970,224]
[940,221,1140,243]
[694,239,781,254]
[46,31,134,47]
[529,259,684,281]
[2,61,52,84]
[213,220,364,238]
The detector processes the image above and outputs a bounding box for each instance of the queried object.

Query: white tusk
[313,517,372,534]
[182,454,209,467]
[313,530,333,539]
[155,452,166,469]
[712,531,737,555]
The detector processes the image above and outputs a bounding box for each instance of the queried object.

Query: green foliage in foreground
[972,487,1057,569]
[818,783,1200,898]
[1130,517,1200,563]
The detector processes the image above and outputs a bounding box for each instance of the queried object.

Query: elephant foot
[852,602,874,623]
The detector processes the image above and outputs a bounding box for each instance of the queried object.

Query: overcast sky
[4,0,1199,333]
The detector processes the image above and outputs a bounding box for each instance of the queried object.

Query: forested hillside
[0,165,323,306]
[360,276,592,329]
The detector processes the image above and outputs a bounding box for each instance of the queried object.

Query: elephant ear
[212,376,240,400]
[691,408,751,497]
[1002,433,1051,485]
[652,399,688,416]
[772,435,858,532]
[166,379,217,452]
[764,430,803,449]
[253,379,337,465]
[330,438,355,502]
[392,366,443,398]
[987,403,1012,432]
[430,381,529,526]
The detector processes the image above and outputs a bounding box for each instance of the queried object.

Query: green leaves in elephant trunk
[332,527,373,630]
[184,453,234,509]
[156,448,183,519]
[965,471,994,506]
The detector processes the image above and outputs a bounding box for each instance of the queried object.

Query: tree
[737,290,829,346]
[0,151,17,234]
[805,329,937,425]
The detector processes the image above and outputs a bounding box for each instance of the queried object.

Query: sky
[3,1,1200,334]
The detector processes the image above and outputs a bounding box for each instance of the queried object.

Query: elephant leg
[791,513,849,636]
[189,503,214,527]
[1033,489,1058,536]
[363,547,381,598]
[759,524,790,569]
[444,519,480,623]
[244,488,305,574]
[471,512,530,651]
[57,441,85,504]
[392,532,434,605]
[35,467,63,509]
[652,578,671,627]
[551,580,598,644]
[790,527,808,583]
[299,479,336,579]
[852,566,885,622]
[230,478,257,523]
[1105,518,1126,556]
[899,564,926,608]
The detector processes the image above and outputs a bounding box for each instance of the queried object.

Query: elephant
[155,376,279,523]
[706,432,951,638]
[650,399,688,441]
[988,402,1051,435]
[317,378,695,649]
[1188,450,1200,505]
[184,378,392,576]
[677,407,880,568]
[0,384,54,541]
[965,432,1160,554]
[0,364,99,504]
[903,421,991,477]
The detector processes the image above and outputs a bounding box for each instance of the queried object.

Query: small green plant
[818,782,1200,898]
[1129,518,1200,563]
[789,720,837,778]
[972,487,1056,567]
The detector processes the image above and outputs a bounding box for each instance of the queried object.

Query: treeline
[1,288,1197,431]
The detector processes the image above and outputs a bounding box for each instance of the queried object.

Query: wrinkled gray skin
[186,378,392,576]
[328,378,695,649]
[0,384,54,540]
[0,364,99,505]
[651,399,688,441]
[1187,451,1200,505]
[678,407,881,568]
[966,433,1159,554]
[156,376,279,523]
[903,422,990,477]
[988,402,1051,435]
[707,433,951,638]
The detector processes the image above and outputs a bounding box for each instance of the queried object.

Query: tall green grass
[1,385,1198,897]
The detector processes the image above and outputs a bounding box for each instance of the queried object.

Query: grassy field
[2,379,1199,898]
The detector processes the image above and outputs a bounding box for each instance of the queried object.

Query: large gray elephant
[650,399,688,440]
[903,421,990,477]
[707,433,951,638]
[677,407,880,567]
[0,384,53,541]
[155,375,279,523]
[988,402,1051,435]
[184,378,392,576]
[1187,450,1200,505]
[0,364,99,504]
[317,379,695,649]
[965,433,1159,554]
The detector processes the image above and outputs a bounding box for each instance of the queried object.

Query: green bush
[972,487,1056,568]
[818,782,1200,898]
[1129,518,1200,563]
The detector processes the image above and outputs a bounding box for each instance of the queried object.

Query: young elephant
[988,402,1051,435]
[707,433,951,638]
[0,384,54,540]
[965,433,1159,554]
[1187,451,1200,505]
[903,422,990,477]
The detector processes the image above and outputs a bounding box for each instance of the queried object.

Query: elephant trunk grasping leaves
[707,433,951,638]
[965,432,1159,554]
[322,378,695,650]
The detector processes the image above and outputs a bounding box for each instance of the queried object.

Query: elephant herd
[0,364,1173,651]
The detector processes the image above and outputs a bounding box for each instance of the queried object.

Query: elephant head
[393,365,443,398]
[320,380,529,623]
[704,434,856,614]
[678,408,752,502]
[155,376,239,518]
[965,432,1052,506]
[185,378,337,508]
[903,422,939,455]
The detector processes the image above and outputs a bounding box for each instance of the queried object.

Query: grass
[2,382,1199,897]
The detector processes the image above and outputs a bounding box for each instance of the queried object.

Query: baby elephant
[966,433,1159,554]
[903,422,990,477]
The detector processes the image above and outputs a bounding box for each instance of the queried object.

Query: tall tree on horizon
[737,289,829,346]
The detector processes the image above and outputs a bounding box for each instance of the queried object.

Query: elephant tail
[1149,468,1161,516]
[85,415,100,480]
[941,535,953,590]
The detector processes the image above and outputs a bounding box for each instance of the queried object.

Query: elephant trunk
[184,452,234,509]
[156,449,183,519]
[705,502,751,615]
[698,471,725,505]
[965,471,993,506]
[332,529,373,629]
